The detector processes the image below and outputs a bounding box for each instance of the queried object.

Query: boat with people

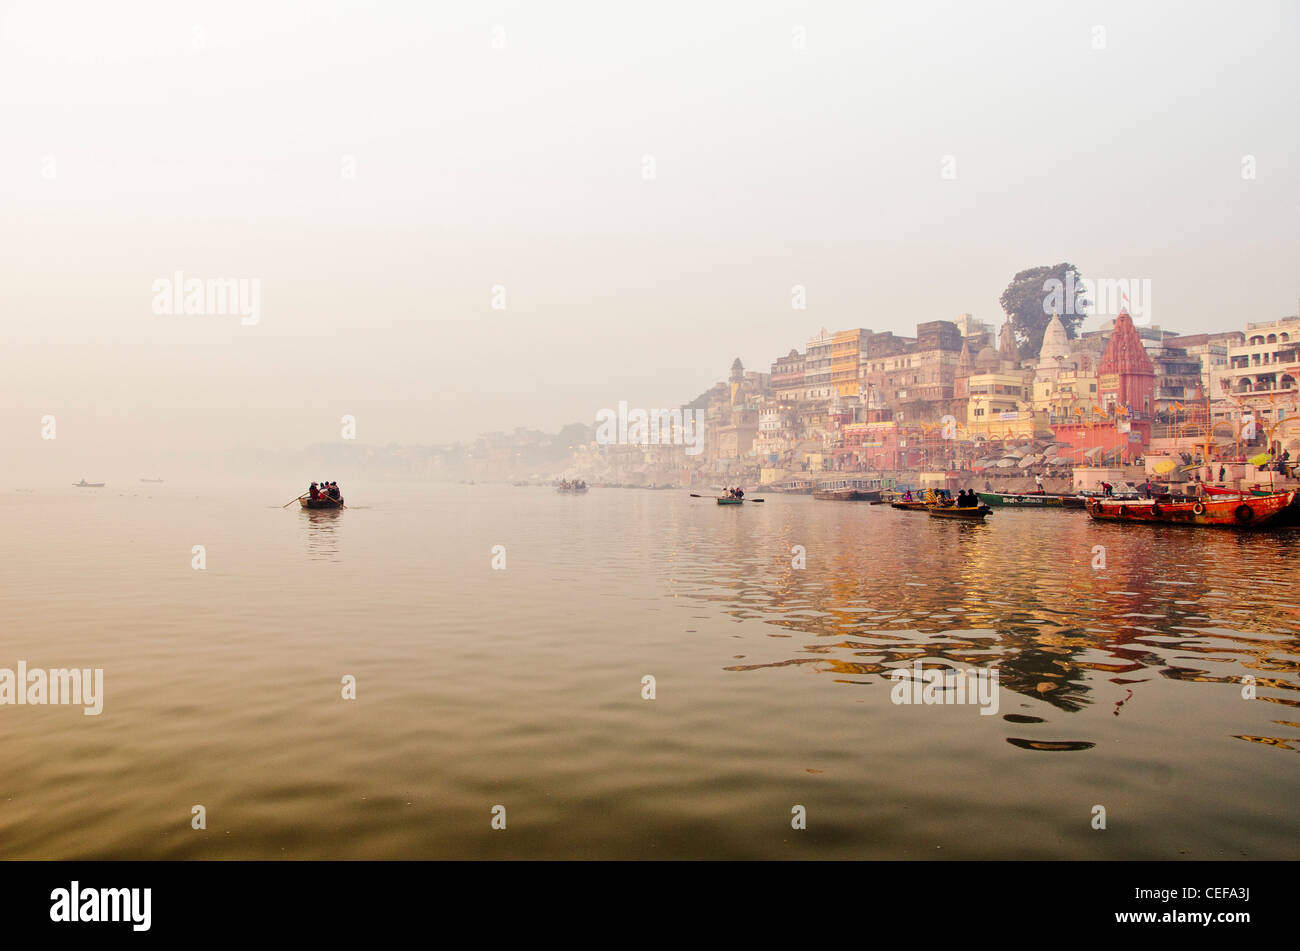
[891,488,952,511]
[1086,489,1296,528]
[928,504,991,520]
[73,479,104,487]
[556,479,589,493]
[140,477,164,483]
[300,497,344,509]
[694,486,762,504]
[928,488,991,520]
[291,480,346,510]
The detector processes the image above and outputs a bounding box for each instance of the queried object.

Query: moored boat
[890,499,932,511]
[977,492,1067,508]
[73,480,104,487]
[813,488,882,502]
[1086,490,1296,528]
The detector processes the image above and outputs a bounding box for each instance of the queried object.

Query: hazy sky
[3,0,1298,460]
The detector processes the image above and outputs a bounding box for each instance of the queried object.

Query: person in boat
[1034,475,1044,494]
[734,487,743,499]
[309,482,320,500]
[1101,481,1113,497]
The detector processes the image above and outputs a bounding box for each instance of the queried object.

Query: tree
[998,263,1088,360]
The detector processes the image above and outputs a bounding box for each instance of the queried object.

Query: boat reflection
[300,507,342,561]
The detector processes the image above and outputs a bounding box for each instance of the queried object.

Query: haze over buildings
[3,0,1298,474]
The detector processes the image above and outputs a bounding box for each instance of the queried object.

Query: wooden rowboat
[928,504,991,520]
[716,497,744,505]
[73,480,105,487]
[1086,490,1296,528]
[300,497,344,509]
[890,500,931,510]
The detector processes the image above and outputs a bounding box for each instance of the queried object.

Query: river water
[1,483,1296,858]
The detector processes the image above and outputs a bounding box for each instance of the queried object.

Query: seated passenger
[309,482,320,500]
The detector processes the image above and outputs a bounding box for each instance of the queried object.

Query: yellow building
[832,328,869,398]
[967,371,1041,439]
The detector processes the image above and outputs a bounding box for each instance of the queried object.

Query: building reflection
[675,507,1300,751]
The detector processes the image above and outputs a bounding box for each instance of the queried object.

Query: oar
[282,494,308,508]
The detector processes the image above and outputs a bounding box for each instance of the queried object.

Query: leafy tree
[998,263,1088,360]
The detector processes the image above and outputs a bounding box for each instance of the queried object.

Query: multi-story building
[961,321,1038,439]
[1210,316,1300,449]
[1147,344,1204,413]
[832,328,871,398]
[952,313,991,341]
[770,349,805,401]
[804,329,835,401]
[1214,316,1300,399]
[1165,331,1242,391]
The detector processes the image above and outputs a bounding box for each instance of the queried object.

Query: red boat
[1201,484,1275,498]
[1086,490,1296,528]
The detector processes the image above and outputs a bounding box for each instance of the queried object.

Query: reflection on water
[675,505,1300,753]
[300,508,342,561]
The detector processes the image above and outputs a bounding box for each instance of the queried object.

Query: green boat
[716,497,744,505]
[977,492,1068,508]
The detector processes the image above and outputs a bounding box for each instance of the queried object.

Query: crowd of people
[914,487,983,508]
[308,480,344,504]
[557,479,588,491]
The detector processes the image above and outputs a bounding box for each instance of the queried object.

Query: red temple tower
[1097,311,1155,415]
